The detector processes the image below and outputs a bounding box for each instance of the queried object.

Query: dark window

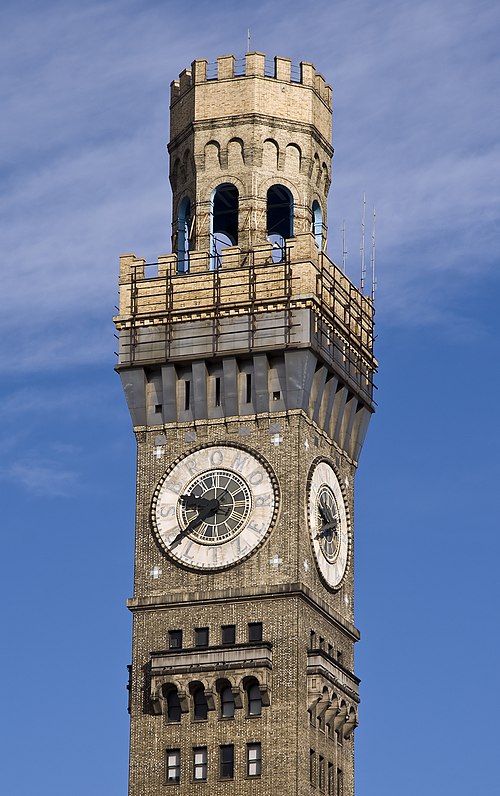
[221,625,236,645]
[193,687,208,721]
[195,627,209,647]
[336,768,343,796]
[219,744,234,779]
[245,372,252,404]
[215,376,221,407]
[248,622,262,642]
[184,380,191,411]
[165,749,180,784]
[220,686,235,719]
[247,682,262,716]
[266,184,293,262]
[168,629,182,649]
[166,690,181,723]
[319,755,325,791]
[247,743,262,777]
[328,762,334,795]
[177,196,191,272]
[310,749,315,785]
[193,747,207,781]
[211,183,239,269]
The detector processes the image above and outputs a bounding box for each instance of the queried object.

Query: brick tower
[114,52,376,795]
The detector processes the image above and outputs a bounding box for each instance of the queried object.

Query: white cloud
[1,0,498,363]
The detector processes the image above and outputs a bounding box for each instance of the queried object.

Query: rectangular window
[195,627,209,647]
[319,755,325,791]
[248,622,263,642]
[328,762,334,795]
[193,747,207,781]
[246,372,252,403]
[165,749,180,784]
[215,376,221,407]
[168,629,182,649]
[184,380,191,411]
[221,624,236,645]
[309,749,315,786]
[247,743,262,777]
[336,767,343,796]
[219,744,234,780]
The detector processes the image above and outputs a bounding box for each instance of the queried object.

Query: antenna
[342,219,347,273]
[360,193,366,293]
[371,206,377,301]
[247,29,251,52]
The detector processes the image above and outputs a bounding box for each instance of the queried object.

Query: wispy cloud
[0,453,79,497]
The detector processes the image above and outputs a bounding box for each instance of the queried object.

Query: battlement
[114,234,376,409]
[170,52,332,110]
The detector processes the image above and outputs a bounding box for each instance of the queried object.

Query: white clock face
[152,445,278,570]
[308,460,350,589]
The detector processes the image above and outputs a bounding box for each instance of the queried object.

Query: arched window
[312,200,323,249]
[266,185,293,262]
[220,686,235,719]
[165,688,181,722]
[247,681,262,717]
[210,183,239,270]
[177,196,191,272]
[193,687,208,721]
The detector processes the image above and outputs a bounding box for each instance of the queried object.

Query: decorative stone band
[307,649,360,703]
[149,642,272,676]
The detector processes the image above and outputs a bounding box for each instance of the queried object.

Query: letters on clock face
[151,445,278,570]
[307,459,350,589]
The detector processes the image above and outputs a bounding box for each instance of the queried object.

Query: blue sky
[1,0,499,793]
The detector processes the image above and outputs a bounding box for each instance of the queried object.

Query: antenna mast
[342,219,347,273]
[247,29,251,52]
[371,207,377,301]
[360,193,366,293]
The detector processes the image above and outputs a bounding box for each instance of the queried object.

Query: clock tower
[114,53,376,796]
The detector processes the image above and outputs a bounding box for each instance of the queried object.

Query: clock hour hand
[180,493,211,509]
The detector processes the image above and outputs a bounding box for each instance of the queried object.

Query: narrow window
[193,747,207,781]
[166,690,181,723]
[165,749,180,784]
[247,743,262,777]
[184,380,191,411]
[266,184,293,262]
[247,682,262,716]
[221,625,236,645]
[168,629,182,649]
[336,768,343,796]
[210,183,239,269]
[328,762,334,795]
[246,372,252,404]
[248,622,263,642]
[195,627,209,647]
[193,687,208,721]
[310,749,315,786]
[177,196,191,272]
[319,756,325,791]
[215,376,221,407]
[272,390,281,401]
[310,630,316,648]
[312,200,323,249]
[219,744,234,779]
[220,686,235,719]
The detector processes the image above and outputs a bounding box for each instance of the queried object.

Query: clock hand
[180,493,211,509]
[170,499,219,547]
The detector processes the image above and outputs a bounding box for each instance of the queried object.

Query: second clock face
[308,459,350,589]
[152,445,278,570]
